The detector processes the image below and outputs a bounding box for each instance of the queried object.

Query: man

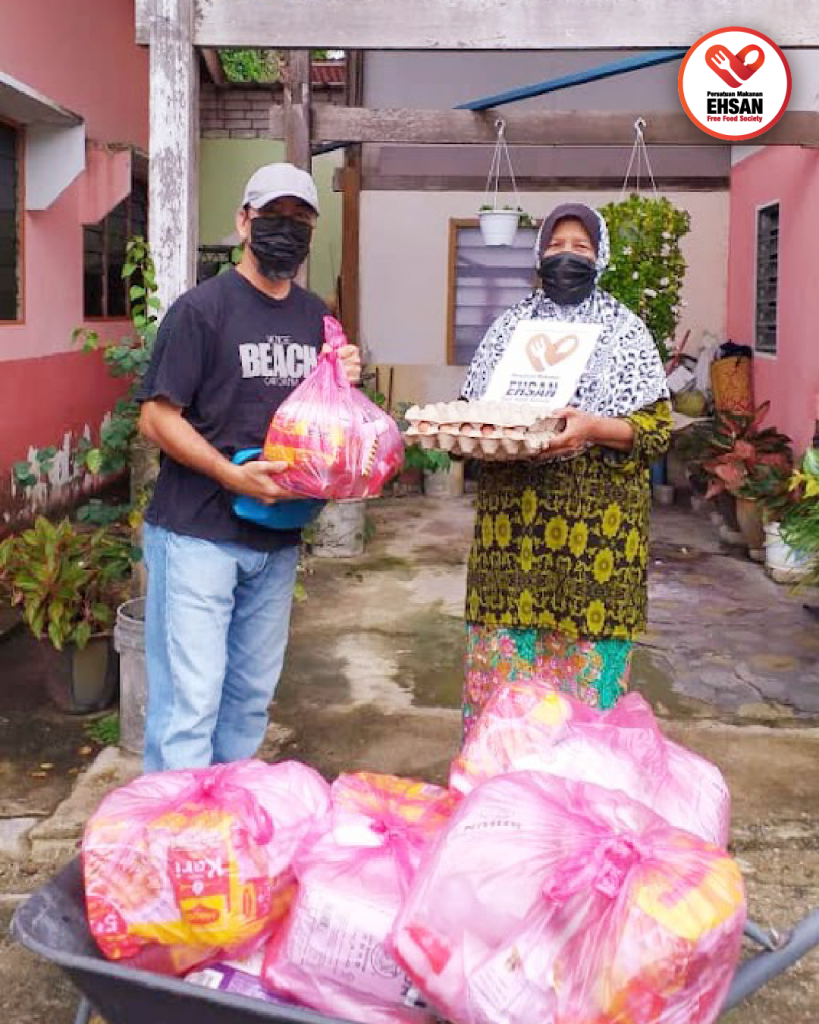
[137,162,361,773]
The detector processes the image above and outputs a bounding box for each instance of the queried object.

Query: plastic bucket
[113,598,146,755]
[309,500,366,558]
[479,210,520,246]
[764,522,812,583]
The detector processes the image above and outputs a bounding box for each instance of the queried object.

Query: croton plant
[694,402,794,503]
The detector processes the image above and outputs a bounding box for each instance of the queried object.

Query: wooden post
[283,50,312,288]
[148,0,199,314]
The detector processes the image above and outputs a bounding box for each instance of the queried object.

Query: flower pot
[114,598,147,755]
[764,522,813,583]
[478,210,520,246]
[391,467,423,497]
[309,500,366,558]
[423,460,464,499]
[653,483,675,507]
[37,634,119,715]
[735,497,765,559]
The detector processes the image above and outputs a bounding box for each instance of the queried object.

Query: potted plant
[0,517,134,713]
[689,403,793,559]
[478,204,533,247]
[776,449,819,585]
[598,194,691,365]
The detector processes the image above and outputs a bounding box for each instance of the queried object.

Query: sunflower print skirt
[463,625,633,741]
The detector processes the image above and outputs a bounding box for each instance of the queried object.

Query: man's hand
[223,460,296,504]
[323,343,362,384]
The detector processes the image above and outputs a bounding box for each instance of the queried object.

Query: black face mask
[538,252,597,305]
[249,216,312,281]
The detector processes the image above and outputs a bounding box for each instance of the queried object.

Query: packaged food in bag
[392,772,744,1024]
[84,759,330,973]
[263,772,457,1024]
[263,316,404,499]
[451,687,730,846]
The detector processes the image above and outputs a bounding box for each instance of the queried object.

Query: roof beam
[269,106,819,148]
[135,0,819,49]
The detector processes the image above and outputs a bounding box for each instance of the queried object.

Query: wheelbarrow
[11,857,819,1024]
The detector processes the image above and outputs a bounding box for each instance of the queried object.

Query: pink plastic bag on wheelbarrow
[263,772,458,1024]
[83,759,330,975]
[450,687,730,846]
[263,315,404,499]
[391,772,745,1024]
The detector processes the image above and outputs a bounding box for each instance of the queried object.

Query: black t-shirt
[137,269,328,551]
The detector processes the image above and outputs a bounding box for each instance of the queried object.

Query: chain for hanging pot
[482,118,522,213]
[619,117,659,200]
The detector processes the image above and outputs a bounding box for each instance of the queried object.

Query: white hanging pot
[480,119,523,247]
[479,209,521,247]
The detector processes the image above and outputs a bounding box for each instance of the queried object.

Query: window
[197,244,235,284]
[0,120,21,321]
[83,175,148,318]
[755,202,779,355]
[447,220,539,366]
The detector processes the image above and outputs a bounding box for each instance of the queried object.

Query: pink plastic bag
[263,772,457,1024]
[83,759,330,974]
[392,772,745,1024]
[263,316,404,499]
[451,687,730,846]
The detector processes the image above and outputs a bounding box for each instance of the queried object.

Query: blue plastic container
[231,449,325,530]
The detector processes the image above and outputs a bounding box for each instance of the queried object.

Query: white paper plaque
[483,320,601,407]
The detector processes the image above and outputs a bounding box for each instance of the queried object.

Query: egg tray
[404,401,563,461]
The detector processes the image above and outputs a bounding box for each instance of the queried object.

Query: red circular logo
[679,27,792,141]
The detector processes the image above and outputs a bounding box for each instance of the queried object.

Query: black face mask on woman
[249,216,312,281]
[538,252,597,305]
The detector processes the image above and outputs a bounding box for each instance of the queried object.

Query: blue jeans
[142,523,299,773]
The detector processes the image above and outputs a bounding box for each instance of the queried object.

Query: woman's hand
[323,343,362,384]
[539,408,601,457]
[538,408,635,458]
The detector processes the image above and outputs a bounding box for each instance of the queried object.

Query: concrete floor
[1,495,819,1022]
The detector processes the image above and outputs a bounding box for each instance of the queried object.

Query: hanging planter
[478,119,529,247]
[598,119,691,364]
[479,208,521,247]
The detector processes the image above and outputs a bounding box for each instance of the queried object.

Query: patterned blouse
[466,399,672,640]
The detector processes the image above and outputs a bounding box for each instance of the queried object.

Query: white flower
[660,277,669,287]
[644,288,657,298]
[623,246,633,255]
[662,231,671,239]
[632,271,640,280]
[661,245,670,256]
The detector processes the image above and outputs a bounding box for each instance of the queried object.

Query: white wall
[360,190,729,381]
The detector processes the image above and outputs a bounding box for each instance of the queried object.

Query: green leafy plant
[598,194,691,363]
[403,445,451,474]
[0,518,135,650]
[780,449,819,585]
[72,238,159,479]
[687,402,793,501]
[85,712,120,746]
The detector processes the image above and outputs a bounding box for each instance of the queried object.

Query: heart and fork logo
[706,43,765,89]
[525,333,579,372]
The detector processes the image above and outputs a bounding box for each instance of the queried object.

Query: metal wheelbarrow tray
[11,857,819,1023]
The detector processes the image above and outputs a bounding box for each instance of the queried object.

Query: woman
[460,202,671,739]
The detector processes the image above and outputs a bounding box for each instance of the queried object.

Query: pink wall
[0,0,148,521]
[0,0,148,150]
[727,147,819,454]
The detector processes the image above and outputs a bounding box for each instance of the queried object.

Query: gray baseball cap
[241,162,320,215]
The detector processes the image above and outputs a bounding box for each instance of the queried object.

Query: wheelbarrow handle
[724,909,819,1010]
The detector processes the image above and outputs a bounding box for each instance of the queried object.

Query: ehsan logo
[679,27,791,141]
